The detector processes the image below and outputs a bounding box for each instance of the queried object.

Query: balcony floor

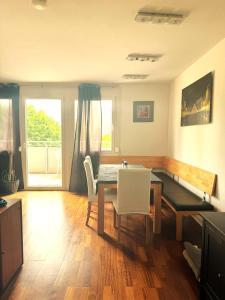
[28,173,62,187]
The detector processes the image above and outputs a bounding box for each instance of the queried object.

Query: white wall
[168,38,225,211]
[118,83,170,155]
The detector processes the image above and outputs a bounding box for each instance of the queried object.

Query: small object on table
[122,160,128,168]
[0,198,7,207]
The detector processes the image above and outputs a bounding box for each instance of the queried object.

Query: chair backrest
[83,159,96,201]
[85,155,94,179]
[117,168,151,215]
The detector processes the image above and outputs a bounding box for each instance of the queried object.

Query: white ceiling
[1,0,225,83]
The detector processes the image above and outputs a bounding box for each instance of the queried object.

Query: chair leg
[117,215,121,241]
[85,202,92,226]
[145,215,150,244]
[113,207,117,228]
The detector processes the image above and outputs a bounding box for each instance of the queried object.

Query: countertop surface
[201,212,225,236]
[97,164,162,184]
[0,198,21,214]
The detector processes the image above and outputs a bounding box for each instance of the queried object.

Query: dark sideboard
[0,199,23,294]
[201,212,225,300]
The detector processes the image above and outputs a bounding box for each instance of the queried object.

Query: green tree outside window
[27,104,61,147]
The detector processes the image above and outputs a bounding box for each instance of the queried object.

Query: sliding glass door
[23,99,63,188]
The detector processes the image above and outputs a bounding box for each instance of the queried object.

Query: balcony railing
[27,141,62,174]
[26,139,112,175]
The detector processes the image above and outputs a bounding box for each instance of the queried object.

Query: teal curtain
[79,83,101,101]
[69,84,102,193]
[0,84,24,189]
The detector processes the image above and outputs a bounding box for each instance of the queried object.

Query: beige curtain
[0,99,13,154]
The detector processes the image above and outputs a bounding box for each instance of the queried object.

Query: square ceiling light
[127,53,162,62]
[122,74,149,80]
[135,11,184,25]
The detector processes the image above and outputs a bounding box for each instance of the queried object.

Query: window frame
[74,95,118,154]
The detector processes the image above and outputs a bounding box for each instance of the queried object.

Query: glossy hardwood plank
[3,191,199,300]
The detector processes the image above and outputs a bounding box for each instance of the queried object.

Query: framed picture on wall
[181,72,213,126]
[133,101,154,122]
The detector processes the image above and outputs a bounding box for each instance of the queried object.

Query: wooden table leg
[97,184,105,235]
[152,183,162,234]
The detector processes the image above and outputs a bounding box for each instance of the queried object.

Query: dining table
[97,164,163,236]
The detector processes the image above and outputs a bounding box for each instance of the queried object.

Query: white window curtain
[0,99,13,153]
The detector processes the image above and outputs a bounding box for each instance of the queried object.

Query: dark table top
[201,212,225,237]
[97,164,162,184]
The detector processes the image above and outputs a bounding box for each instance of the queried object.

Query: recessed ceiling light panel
[127,53,162,62]
[135,11,184,25]
[32,0,47,10]
[122,74,149,80]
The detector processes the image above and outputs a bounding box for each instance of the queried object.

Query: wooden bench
[153,157,216,241]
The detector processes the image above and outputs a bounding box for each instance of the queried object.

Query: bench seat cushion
[153,172,214,211]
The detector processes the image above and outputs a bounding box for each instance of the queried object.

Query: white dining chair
[83,159,116,226]
[85,155,94,178]
[85,155,98,188]
[113,168,151,243]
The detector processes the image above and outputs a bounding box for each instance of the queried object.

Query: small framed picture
[133,101,154,122]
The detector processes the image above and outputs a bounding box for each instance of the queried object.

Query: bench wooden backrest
[163,157,216,196]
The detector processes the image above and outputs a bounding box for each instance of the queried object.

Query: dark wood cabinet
[201,212,225,300]
[0,199,23,292]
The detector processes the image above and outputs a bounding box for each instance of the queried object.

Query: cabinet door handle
[1,251,5,255]
[217,273,223,279]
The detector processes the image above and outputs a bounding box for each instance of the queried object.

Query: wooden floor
[3,191,200,300]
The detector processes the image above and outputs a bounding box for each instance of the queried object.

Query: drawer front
[201,287,216,300]
[202,223,225,300]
